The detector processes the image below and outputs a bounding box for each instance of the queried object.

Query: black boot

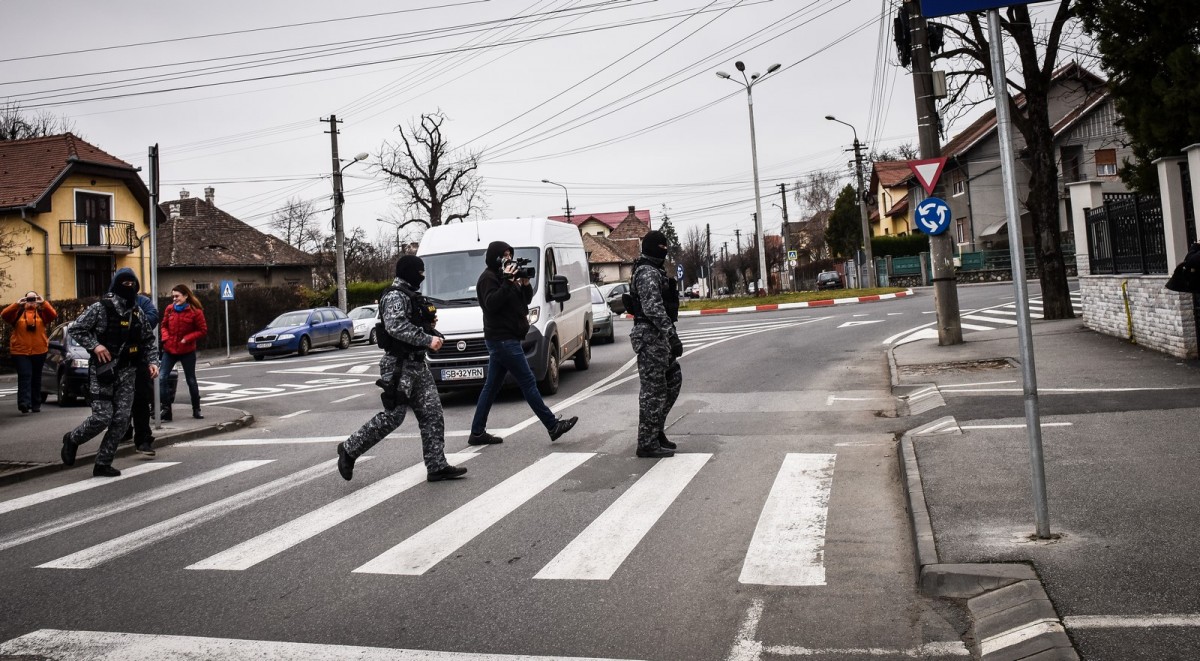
[427,465,468,482]
[636,446,675,458]
[192,408,204,420]
[161,406,172,422]
[548,416,579,442]
[658,431,677,450]
[336,443,356,481]
[93,464,122,477]
[61,433,77,466]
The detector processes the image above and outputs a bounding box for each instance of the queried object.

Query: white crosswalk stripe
[0,462,178,516]
[739,453,836,586]
[886,293,1083,345]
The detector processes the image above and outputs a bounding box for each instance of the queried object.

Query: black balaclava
[396,255,425,289]
[641,231,669,260]
[108,267,139,305]
[485,241,513,271]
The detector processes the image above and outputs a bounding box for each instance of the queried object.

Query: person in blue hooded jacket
[61,268,159,477]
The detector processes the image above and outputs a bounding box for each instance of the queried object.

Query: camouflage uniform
[342,278,450,473]
[630,257,682,452]
[67,294,159,467]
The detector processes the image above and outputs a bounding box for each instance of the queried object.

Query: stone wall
[1080,275,1198,359]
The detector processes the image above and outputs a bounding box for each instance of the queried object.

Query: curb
[890,343,1079,660]
[620,288,915,319]
[0,409,255,488]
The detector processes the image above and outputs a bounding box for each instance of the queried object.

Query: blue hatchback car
[247,307,353,360]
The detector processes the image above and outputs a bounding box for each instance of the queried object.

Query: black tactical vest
[98,297,142,363]
[375,285,436,358]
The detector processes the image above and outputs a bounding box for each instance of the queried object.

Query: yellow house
[0,133,151,302]
[868,160,915,237]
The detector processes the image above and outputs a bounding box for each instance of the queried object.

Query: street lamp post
[772,201,791,291]
[718,60,781,296]
[541,179,572,224]
[824,115,876,288]
[332,151,369,312]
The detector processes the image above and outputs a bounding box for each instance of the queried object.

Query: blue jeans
[471,339,557,434]
[12,353,46,411]
[160,351,200,409]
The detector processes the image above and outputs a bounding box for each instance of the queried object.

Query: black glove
[669,334,683,358]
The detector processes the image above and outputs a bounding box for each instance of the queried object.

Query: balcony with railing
[59,219,137,254]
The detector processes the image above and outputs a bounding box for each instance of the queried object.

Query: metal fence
[888,244,1076,278]
[1085,193,1167,275]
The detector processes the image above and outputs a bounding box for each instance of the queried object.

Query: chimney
[179,189,190,199]
[169,203,180,219]
[628,205,635,214]
[204,187,215,205]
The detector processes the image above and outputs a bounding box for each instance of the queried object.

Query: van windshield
[421,247,540,306]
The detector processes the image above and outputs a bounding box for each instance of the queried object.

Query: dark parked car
[43,322,176,406]
[816,271,844,291]
[247,307,353,360]
[598,282,630,314]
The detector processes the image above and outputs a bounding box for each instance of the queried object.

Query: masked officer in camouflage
[336,255,467,483]
[628,231,683,458]
[61,268,160,477]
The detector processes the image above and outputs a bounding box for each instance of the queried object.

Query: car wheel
[338,331,351,349]
[538,342,560,396]
[368,327,378,345]
[57,373,75,406]
[297,336,311,356]
[253,355,265,361]
[573,336,591,371]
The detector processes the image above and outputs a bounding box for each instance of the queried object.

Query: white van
[416,218,593,395]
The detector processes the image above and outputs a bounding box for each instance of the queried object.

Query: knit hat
[641,231,670,259]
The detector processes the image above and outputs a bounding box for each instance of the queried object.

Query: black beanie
[641,231,669,259]
[396,255,425,289]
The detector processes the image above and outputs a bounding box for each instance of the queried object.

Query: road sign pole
[224,300,231,359]
[988,8,1050,538]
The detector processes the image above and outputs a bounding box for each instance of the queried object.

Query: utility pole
[908,0,962,345]
[734,228,742,255]
[705,223,713,297]
[779,182,791,291]
[851,139,876,288]
[148,144,161,430]
[323,114,348,312]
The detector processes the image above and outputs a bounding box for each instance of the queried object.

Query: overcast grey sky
[5,0,931,252]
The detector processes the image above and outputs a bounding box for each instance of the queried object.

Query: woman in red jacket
[2,291,57,414]
[159,284,208,420]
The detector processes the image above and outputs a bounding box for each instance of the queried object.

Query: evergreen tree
[1076,0,1200,193]
[658,204,681,254]
[824,185,860,259]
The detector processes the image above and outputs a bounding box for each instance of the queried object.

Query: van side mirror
[548,275,570,302]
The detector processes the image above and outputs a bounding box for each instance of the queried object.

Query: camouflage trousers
[68,362,137,466]
[343,356,450,473]
[631,325,682,451]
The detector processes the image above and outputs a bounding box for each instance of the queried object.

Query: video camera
[501,256,535,280]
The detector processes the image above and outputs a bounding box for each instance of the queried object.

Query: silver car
[589,285,614,344]
[348,304,380,344]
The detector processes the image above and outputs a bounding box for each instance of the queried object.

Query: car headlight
[527,307,540,325]
[71,358,90,368]
[276,333,295,340]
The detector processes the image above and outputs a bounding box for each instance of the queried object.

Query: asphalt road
[0,283,1061,660]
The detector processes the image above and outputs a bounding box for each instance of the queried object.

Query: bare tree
[0,225,21,292]
[1,102,78,141]
[791,170,841,262]
[678,226,707,287]
[931,2,1095,319]
[378,111,483,227]
[269,197,322,251]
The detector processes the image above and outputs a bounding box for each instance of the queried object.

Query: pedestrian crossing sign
[220,280,235,301]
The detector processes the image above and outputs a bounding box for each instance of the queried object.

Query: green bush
[303,280,393,310]
[871,234,930,258]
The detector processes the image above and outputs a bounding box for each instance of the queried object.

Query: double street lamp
[824,115,876,288]
[717,60,781,296]
[541,179,572,223]
[332,151,369,312]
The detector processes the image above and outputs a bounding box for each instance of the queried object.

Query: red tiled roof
[886,197,909,217]
[873,160,913,188]
[0,133,139,210]
[158,196,316,268]
[582,233,634,264]
[550,208,651,230]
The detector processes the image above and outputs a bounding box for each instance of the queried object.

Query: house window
[956,218,966,244]
[194,282,212,291]
[1061,145,1083,183]
[1096,149,1117,176]
[76,255,113,298]
[952,179,965,196]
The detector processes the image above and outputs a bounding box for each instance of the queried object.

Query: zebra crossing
[1,449,836,587]
[885,292,1084,345]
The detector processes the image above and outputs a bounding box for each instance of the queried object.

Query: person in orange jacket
[159,284,208,421]
[2,291,58,414]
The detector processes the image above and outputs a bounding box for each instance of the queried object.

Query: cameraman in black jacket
[467,241,577,446]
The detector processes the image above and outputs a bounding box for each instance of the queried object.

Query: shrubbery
[871,234,930,258]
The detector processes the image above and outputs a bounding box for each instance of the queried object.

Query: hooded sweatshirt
[476,240,534,341]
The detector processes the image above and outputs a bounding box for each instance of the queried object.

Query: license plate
[256,342,273,348]
[442,367,484,381]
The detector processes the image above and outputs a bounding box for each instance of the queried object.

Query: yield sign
[907,157,948,196]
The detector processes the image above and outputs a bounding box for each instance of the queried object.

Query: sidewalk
[890,318,1200,660]
[0,401,253,486]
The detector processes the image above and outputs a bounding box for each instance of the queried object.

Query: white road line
[739,453,836,586]
[354,453,594,576]
[960,323,995,331]
[279,410,310,419]
[941,386,1194,393]
[535,454,710,581]
[38,458,363,570]
[960,422,1073,430]
[0,463,178,516]
[0,461,272,552]
[187,454,476,571]
[0,629,648,660]
[912,417,960,436]
[979,619,1064,657]
[176,430,474,447]
[963,314,1018,326]
[1064,614,1200,629]
[347,364,373,374]
[330,393,364,404]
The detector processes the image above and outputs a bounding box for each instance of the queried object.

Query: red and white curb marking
[623,289,914,319]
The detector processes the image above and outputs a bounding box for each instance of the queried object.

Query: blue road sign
[219,280,235,301]
[919,0,1030,18]
[915,197,952,236]
[676,264,684,280]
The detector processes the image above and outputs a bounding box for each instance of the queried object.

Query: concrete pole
[746,87,769,295]
[326,115,348,312]
[852,138,876,288]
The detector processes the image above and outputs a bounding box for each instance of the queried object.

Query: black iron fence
[1085,193,1167,275]
[58,219,137,252]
